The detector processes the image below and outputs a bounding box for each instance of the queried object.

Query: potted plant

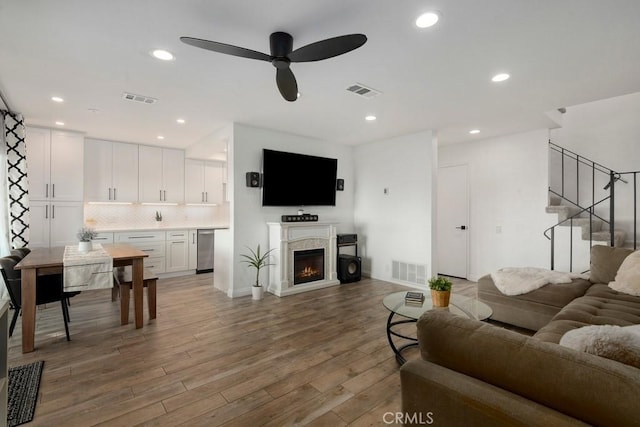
[77,227,98,252]
[240,244,275,300]
[428,276,453,307]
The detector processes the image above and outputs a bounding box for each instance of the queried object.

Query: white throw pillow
[608,250,640,296]
[559,324,640,368]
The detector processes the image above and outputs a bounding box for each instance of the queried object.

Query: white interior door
[437,164,469,278]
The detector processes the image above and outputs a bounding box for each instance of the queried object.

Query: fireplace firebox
[293,249,325,285]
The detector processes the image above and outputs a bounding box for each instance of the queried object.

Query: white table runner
[63,243,113,291]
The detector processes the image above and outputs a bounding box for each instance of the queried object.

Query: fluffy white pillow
[608,250,640,296]
[559,324,640,368]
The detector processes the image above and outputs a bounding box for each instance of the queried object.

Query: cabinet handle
[45,183,49,198]
[163,190,167,201]
[159,190,162,201]
[141,249,155,252]
[192,234,196,244]
[52,205,55,219]
[114,188,117,200]
[202,192,204,202]
[45,205,48,219]
[205,192,208,202]
[52,184,55,198]
[129,236,155,239]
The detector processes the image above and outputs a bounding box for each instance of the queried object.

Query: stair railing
[544,196,611,272]
[546,142,639,271]
[549,141,614,211]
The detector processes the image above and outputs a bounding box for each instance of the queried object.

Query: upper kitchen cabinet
[84,139,138,202]
[139,146,185,203]
[26,127,84,201]
[184,159,224,205]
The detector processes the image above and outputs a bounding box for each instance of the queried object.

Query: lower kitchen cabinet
[165,230,188,273]
[114,231,166,275]
[188,229,197,270]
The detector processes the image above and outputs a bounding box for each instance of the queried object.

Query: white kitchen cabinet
[185,159,224,204]
[29,201,84,248]
[165,230,188,273]
[188,229,197,270]
[84,139,138,202]
[115,231,166,275]
[138,146,184,203]
[91,232,114,245]
[26,127,84,202]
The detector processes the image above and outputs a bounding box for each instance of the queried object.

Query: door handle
[455,225,467,230]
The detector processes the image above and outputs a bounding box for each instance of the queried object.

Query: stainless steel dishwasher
[196,229,215,273]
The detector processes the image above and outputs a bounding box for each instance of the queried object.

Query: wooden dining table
[14,244,148,353]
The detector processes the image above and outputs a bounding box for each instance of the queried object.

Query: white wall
[353,131,437,285]
[228,123,355,297]
[439,129,554,281]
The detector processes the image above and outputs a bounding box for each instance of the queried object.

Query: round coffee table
[383,291,492,365]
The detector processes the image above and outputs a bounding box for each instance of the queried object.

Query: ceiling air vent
[122,92,158,105]
[346,83,381,99]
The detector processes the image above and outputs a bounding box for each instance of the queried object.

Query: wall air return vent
[392,260,428,286]
[346,83,381,99]
[122,92,158,104]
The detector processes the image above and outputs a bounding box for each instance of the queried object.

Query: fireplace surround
[267,222,340,296]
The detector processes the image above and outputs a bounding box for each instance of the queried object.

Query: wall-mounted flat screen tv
[262,149,337,206]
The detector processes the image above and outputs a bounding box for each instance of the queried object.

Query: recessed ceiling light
[365,115,377,121]
[157,135,165,140]
[51,96,64,103]
[55,121,65,126]
[151,49,174,61]
[176,118,185,124]
[491,73,510,82]
[469,129,480,134]
[416,12,440,28]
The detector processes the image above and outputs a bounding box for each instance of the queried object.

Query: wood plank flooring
[7,274,476,426]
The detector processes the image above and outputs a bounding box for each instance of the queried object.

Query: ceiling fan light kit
[180,31,367,102]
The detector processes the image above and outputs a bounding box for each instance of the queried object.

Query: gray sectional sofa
[400,245,640,426]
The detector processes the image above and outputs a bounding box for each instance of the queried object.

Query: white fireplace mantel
[267,222,340,296]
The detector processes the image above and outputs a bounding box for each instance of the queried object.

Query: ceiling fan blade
[180,37,271,62]
[289,34,367,63]
[276,67,298,102]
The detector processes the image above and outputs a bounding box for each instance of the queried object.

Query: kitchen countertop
[92,225,229,232]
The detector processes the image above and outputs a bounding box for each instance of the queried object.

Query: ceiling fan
[180,31,367,102]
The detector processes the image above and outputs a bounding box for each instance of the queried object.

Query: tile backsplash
[84,203,229,230]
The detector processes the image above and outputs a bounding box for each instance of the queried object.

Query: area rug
[7,361,44,427]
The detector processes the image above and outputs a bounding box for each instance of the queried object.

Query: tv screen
[262,149,338,207]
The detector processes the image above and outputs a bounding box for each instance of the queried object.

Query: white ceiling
[1,0,639,153]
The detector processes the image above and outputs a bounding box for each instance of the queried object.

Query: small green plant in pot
[77,227,98,252]
[240,244,275,300]
[428,276,452,307]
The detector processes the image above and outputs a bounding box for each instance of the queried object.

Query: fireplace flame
[299,266,320,278]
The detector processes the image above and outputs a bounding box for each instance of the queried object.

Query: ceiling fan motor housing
[270,32,293,59]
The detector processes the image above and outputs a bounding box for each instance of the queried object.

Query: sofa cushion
[589,245,633,284]
[559,324,640,369]
[478,274,591,331]
[534,285,640,344]
[609,250,640,296]
[417,310,640,427]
